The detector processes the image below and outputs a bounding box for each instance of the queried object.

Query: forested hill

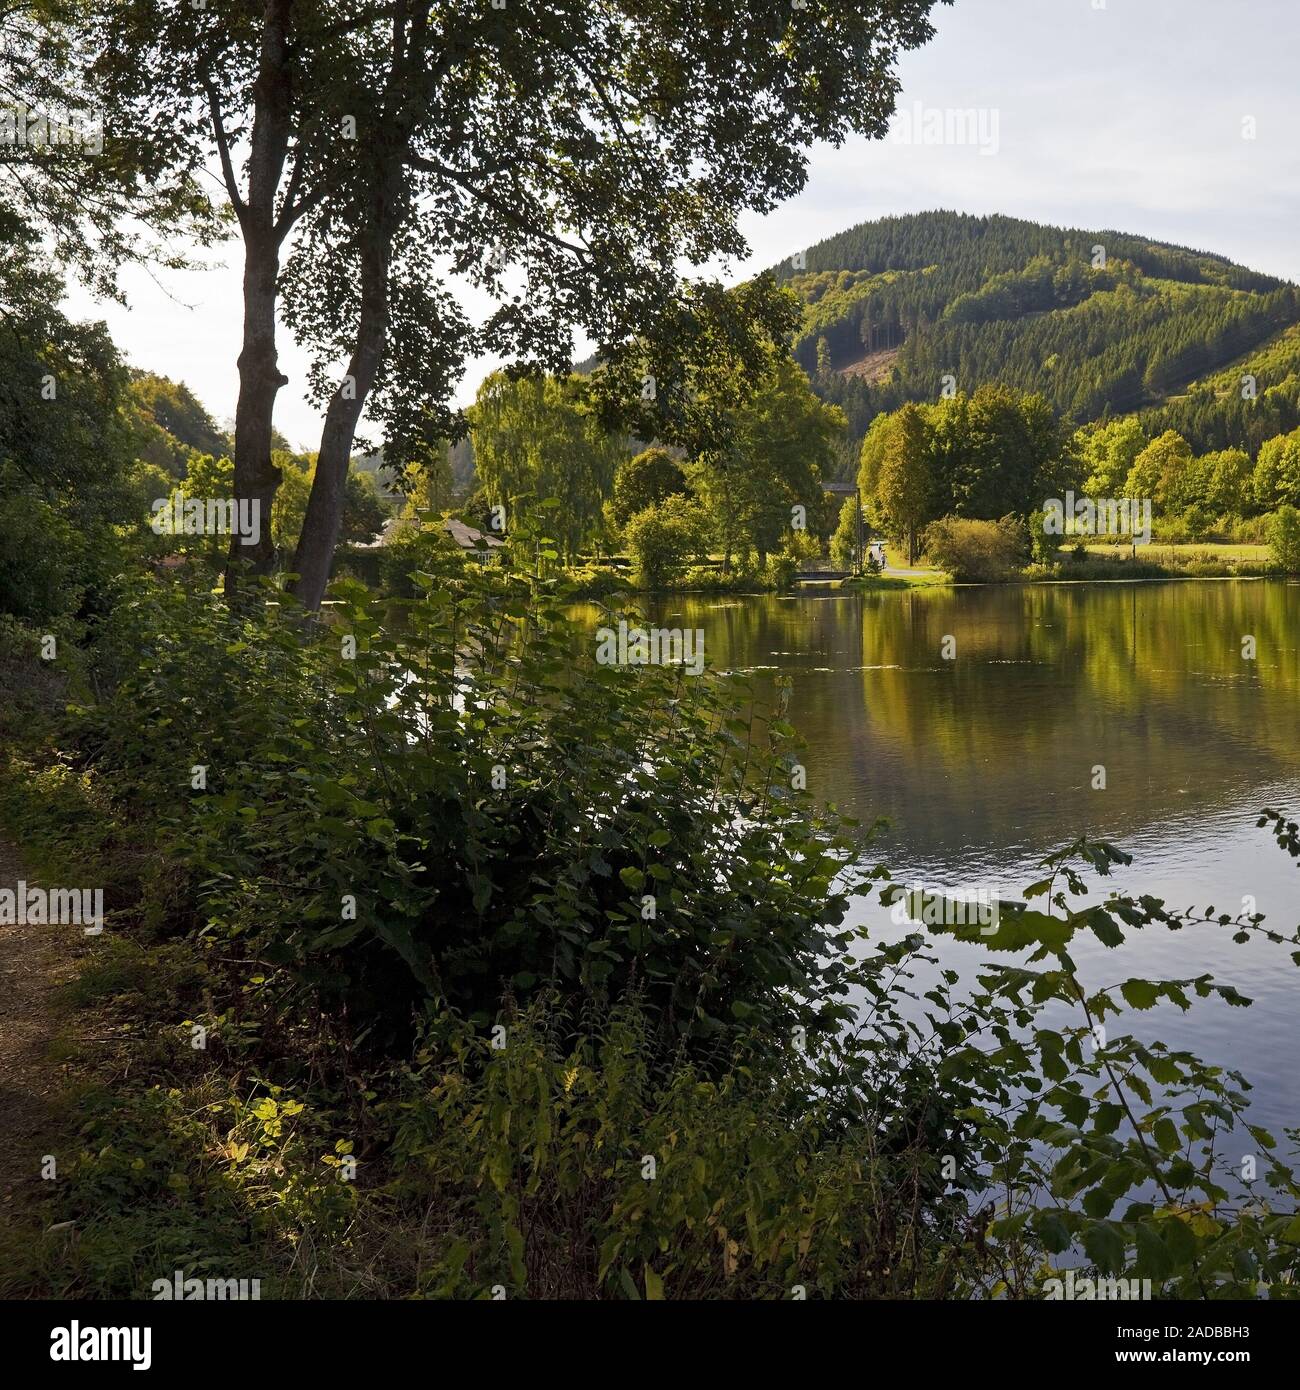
[777,211,1300,455]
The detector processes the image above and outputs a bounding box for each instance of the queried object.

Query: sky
[61,0,1300,452]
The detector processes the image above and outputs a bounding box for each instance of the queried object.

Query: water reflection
[571,580,1300,1130]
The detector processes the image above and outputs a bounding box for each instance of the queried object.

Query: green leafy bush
[923,514,1028,581]
[622,495,712,590]
[383,998,982,1299]
[1268,504,1300,573]
[73,565,862,1060]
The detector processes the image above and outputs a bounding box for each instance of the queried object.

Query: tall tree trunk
[288,0,424,611]
[224,0,294,600]
[229,223,287,585]
[291,231,390,610]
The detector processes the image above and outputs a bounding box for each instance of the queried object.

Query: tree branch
[202,74,246,222]
[407,154,592,262]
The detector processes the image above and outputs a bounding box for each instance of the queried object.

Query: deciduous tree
[874,403,933,564]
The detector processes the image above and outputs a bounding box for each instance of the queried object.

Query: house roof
[352,515,411,549]
[353,515,506,551]
[444,517,505,551]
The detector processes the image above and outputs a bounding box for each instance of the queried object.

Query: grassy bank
[840,549,1285,588]
[1051,543,1276,582]
[836,569,949,591]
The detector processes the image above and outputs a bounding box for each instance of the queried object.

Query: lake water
[575,579,1300,1135]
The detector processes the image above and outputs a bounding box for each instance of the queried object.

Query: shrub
[557,564,634,600]
[923,515,1027,582]
[1268,505,1300,573]
[679,565,763,593]
[623,495,712,590]
[763,550,798,591]
[376,521,467,595]
[0,491,86,622]
[1223,513,1273,545]
[382,998,982,1299]
[72,565,863,1060]
[1027,508,1062,567]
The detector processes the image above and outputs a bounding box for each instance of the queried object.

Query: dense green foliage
[1141,325,1300,455]
[684,354,844,568]
[923,515,1027,582]
[0,215,142,626]
[127,372,232,477]
[1269,505,1300,572]
[858,384,1300,569]
[4,557,1300,1298]
[621,494,713,591]
[74,563,864,1056]
[470,372,629,562]
[605,448,689,532]
[465,339,843,585]
[861,386,1074,562]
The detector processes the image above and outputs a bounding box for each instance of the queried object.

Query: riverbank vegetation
[4,542,1300,1298]
[853,393,1300,582]
[2,285,1298,1290]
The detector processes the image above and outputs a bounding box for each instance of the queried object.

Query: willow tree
[469,372,626,564]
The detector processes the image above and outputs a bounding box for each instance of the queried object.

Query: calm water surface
[578,580,1300,1133]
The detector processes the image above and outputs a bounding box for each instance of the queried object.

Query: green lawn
[836,568,949,590]
[1081,542,1270,562]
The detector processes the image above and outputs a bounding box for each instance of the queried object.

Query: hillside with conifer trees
[779,211,1300,459]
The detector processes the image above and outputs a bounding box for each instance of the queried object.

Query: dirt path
[0,835,81,1205]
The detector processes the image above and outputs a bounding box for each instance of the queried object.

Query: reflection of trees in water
[570,583,1300,833]
[839,581,1300,849]
[571,583,1300,854]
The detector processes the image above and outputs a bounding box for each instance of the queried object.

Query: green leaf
[1152,1117,1181,1153]
[1161,1214,1197,1265]
[1082,1186,1116,1219]
[1082,1221,1126,1275]
[1034,1209,1072,1254]
[1092,1102,1124,1135]
[1145,1054,1180,1085]
[1120,979,1161,1010]
[1057,1090,1089,1127]
[1085,908,1125,948]
[1133,1223,1174,1280]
